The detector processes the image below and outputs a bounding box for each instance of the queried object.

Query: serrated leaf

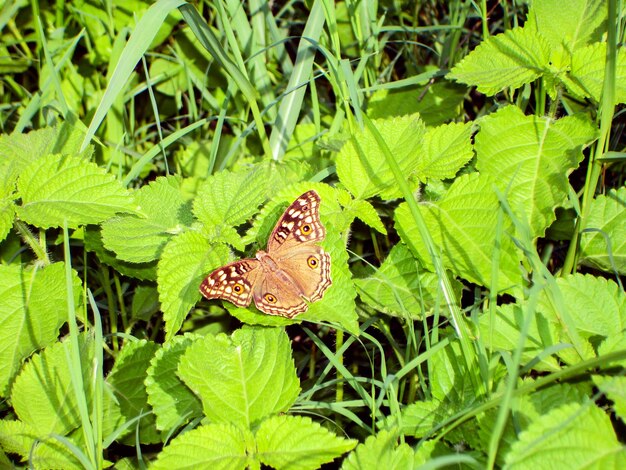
[106,340,160,444]
[0,419,83,469]
[101,176,193,263]
[11,336,93,435]
[538,274,626,356]
[0,181,14,242]
[567,43,626,104]
[418,121,474,181]
[343,198,385,234]
[0,123,92,191]
[527,0,607,52]
[178,326,300,429]
[593,376,626,424]
[505,402,626,468]
[395,173,522,292]
[0,262,82,396]
[193,165,270,230]
[394,400,449,438]
[16,153,134,229]
[368,81,466,126]
[355,243,462,319]
[84,226,157,281]
[448,27,551,95]
[146,334,203,432]
[336,115,426,200]
[256,414,357,470]
[580,187,626,275]
[478,304,560,372]
[158,231,230,340]
[151,422,251,470]
[476,107,597,238]
[477,382,592,467]
[341,429,413,470]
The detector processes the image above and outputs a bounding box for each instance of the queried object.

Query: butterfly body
[200,190,332,318]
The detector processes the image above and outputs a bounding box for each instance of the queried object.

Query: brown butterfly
[199,190,332,318]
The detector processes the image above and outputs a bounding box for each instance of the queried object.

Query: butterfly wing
[266,190,326,254]
[251,267,309,318]
[273,245,332,303]
[199,258,262,308]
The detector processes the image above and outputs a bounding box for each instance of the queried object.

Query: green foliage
[1,0,624,468]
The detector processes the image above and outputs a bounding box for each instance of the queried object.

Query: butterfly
[199,190,332,318]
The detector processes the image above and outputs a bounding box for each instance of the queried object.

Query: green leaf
[580,186,626,275]
[101,176,193,263]
[336,115,426,200]
[526,0,607,52]
[418,121,474,181]
[504,402,626,468]
[0,124,91,191]
[538,274,626,355]
[395,173,522,292]
[158,231,230,340]
[477,304,560,372]
[567,44,626,104]
[593,376,626,424]
[146,334,203,432]
[341,429,413,470]
[152,422,252,470]
[477,382,592,467]
[447,27,551,95]
[106,339,160,444]
[394,399,448,438]
[368,81,466,126]
[178,326,300,429]
[193,162,270,230]
[355,243,462,319]
[0,181,14,243]
[0,419,83,469]
[11,336,93,435]
[343,198,386,235]
[256,414,357,470]
[0,262,82,396]
[84,226,157,281]
[16,153,134,229]
[475,106,597,238]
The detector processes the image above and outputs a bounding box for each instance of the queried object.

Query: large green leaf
[580,187,626,275]
[0,262,82,396]
[106,340,160,444]
[355,243,462,319]
[256,415,357,470]
[475,106,597,238]
[145,334,203,432]
[336,114,425,200]
[16,153,134,229]
[395,173,522,293]
[157,231,230,340]
[151,422,251,470]
[341,429,413,470]
[448,27,551,95]
[101,176,193,263]
[11,336,93,436]
[178,326,300,429]
[505,402,626,468]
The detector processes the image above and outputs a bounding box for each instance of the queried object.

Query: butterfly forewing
[266,190,326,254]
[199,259,261,308]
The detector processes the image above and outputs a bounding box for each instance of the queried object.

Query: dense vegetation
[0,0,624,468]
